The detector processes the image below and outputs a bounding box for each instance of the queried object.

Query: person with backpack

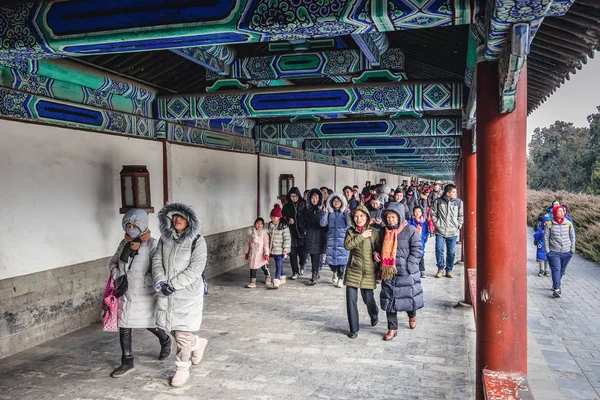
[152,203,208,387]
[533,212,550,277]
[544,205,576,298]
[108,209,170,378]
[320,192,351,288]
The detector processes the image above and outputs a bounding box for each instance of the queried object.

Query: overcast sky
[527,53,600,143]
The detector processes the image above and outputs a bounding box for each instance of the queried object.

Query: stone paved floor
[0,240,476,400]
[527,228,600,400]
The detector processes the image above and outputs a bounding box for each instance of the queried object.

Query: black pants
[289,246,306,275]
[346,287,379,334]
[120,327,169,359]
[330,265,345,279]
[250,266,270,279]
[386,311,417,330]
[419,257,425,272]
[310,253,322,277]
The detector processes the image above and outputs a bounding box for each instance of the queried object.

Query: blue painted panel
[64,32,250,54]
[354,138,407,147]
[277,147,293,157]
[321,121,389,135]
[374,148,416,155]
[46,0,237,35]
[35,100,104,126]
[250,90,350,111]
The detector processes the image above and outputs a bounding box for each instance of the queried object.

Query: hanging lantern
[119,165,154,214]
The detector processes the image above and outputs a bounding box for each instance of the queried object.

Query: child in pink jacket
[244,218,271,288]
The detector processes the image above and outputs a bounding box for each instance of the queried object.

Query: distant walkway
[527,228,600,400]
[0,241,475,400]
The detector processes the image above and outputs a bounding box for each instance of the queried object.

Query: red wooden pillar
[463,128,477,304]
[475,63,528,399]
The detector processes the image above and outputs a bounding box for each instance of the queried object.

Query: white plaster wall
[354,169,368,189]
[306,162,334,192]
[335,167,355,192]
[170,145,257,236]
[0,119,163,280]
[258,156,305,219]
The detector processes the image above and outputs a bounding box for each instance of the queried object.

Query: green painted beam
[158,81,463,119]
[305,137,461,151]
[257,117,460,140]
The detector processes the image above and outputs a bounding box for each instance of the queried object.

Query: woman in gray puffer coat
[109,209,171,378]
[375,202,424,341]
[152,203,208,388]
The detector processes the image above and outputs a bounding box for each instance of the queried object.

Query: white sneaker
[332,274,338,284]
[171,361,191,387]
[291,273,299,280]
[280,275,286,284]
[273,279,280,289]
[336,279,343,288]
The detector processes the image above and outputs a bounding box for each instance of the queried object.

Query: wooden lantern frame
[119,165,154,214]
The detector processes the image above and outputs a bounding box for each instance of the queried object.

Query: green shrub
[528,190,600,263]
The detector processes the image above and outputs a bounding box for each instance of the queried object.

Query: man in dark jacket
[305,188,327,285]
[343,185,360,211]
[366,194,385,229]
[431,184,464,278]
[282,187,307,280]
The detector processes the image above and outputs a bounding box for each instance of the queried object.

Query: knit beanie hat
[270,204,283,218]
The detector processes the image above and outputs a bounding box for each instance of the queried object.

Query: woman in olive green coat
[343,205,380,338]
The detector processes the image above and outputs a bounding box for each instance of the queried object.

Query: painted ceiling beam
[498,23,530,113]
[351,32,389,66]
[172,45,236,75]
[0,0,466,63]
[304,137,461,151]
[256,117,461,140]
[337,148,460,157]
[484,0,574,61]
[157,81,462,120]
[205,48,405,81]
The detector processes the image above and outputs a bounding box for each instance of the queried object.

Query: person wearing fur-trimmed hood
[320,192,351,288]
[305,188,327,285]
[152,203,208,388]
[108,209,171,378]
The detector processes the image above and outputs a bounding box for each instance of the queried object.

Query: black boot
[310,272,318,285]
[112,328,135,378]
[148,328,172,360]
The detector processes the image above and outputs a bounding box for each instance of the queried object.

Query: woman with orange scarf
[374,203,424,340]
[108,209,171,377]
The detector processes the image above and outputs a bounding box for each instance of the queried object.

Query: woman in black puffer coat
[305,188,327,285]
[375,202,424,341]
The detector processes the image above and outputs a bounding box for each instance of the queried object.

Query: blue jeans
[435,234,457,271]
[271,254,284,279]
[547,251,572,290]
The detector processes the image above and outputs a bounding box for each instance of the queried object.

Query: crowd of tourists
[103,180,465,387]
[533,200,576,298]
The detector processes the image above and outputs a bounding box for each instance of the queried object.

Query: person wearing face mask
[108,209,170,378]
[544,205,576,298]
[305,188,327,285]
[153,203,208,387]
[374,202,423,340]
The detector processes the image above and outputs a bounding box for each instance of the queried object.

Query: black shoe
[371,317,379,327]
[309,279,317,286]
[552,289,562,298]
[111,356,135,378]
[420,271,426,278]
[347,332,358,339]
[159,336,172,360]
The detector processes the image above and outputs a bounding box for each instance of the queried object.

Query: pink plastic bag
[101,275,119,332]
